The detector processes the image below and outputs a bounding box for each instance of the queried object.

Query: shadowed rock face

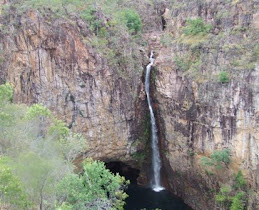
[1,10,146,163]
[152,0,259,209]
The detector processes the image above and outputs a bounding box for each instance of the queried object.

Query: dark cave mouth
[104,162,191,209]
[105,161,140,184]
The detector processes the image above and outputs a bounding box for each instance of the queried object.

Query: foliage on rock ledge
[216,171,247,210]
[1,0,147,81]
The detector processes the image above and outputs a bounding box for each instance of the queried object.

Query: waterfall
[145,51,164,192]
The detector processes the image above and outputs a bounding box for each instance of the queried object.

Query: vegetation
[174,50,201,74]
[118,9,142,34]
[0,158,31,209]
[233,171,246,190]
[174,55,191,71]
[57,159,129,210]
[219,71,230,83]
[4,0,144,81]
[0,83,128,209]
[183,18,212,36]
[0,82,13,103]
[215,171,247,210]
[201,148,231,170]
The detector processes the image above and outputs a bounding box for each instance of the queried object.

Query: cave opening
[161,16,166,30]
[105,161,140,184]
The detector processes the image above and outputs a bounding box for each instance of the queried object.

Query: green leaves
[183,18,212,36]
[211,148,231,166]
[0,157,31,209]
[230,192,245,210]
[57,159,129,210]
[233,171,246,190]
[215,185,231,204]
[0,87,128,209]
[48,119,70,138]
[219,71,230,83]
[25,104,51,120]
[0,87,88,209]
[118,9,142,34]
[0,83,13,104]
[200,148,231,171]
[215,171,247,210]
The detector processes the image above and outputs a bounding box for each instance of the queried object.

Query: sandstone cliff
[1,0,259,210]
[153,0,259,209]
[0,8,147,165]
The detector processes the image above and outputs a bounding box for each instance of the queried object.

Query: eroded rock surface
[1,10,146,164]
[153,0,259,209]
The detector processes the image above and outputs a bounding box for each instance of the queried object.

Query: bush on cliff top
[183,17,212,36]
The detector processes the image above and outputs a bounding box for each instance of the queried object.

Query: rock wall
[0,9,148,165]
[1,0,259,209]
[153,0,259,209]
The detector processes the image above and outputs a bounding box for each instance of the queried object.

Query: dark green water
[125,184,191,210]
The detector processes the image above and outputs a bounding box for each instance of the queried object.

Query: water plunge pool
[125,183,191,210]
[106,161,191,210]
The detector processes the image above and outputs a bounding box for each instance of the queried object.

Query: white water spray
[145,51,164,192]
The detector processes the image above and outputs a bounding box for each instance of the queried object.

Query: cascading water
[145,51,164,192]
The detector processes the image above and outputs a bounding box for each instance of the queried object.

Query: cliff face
[153,0,259,209]
[0,9,147,164]
[1,0,259,209]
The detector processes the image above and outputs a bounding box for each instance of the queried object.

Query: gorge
[0,0,259,209]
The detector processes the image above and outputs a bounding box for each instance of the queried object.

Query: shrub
[0,83,13,103]
[230,192,245,210]
[219,71,230,83]
[183,17,212,36]
[57,159,129,210]
[25,104,51,120]
[201,156,214,167]
[211,148,231,166]
[81,8,103,34]
[0,157,31,209]
[233,171,246,190]
[118,9,142,34]
[215,185,231,204]
[160,32,173,46]
[200,148,231,170]
[215,176,247,210]
[174,55,191,71]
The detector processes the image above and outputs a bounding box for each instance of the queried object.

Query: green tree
[57,159,129,210]
[118,9,142,34]
[200,148,231,170]
[183,17,212,36]
[0,83,13,104]
[48,118,70,139]
[230,192,245,210]
[0,157,30,209]
[0,83,87,209]
[211,148,231,168]
[25,104,51,120]
[215,185,232,208]
[233,171,246,190]
[13,152,70,210]
[219,71,230,83]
